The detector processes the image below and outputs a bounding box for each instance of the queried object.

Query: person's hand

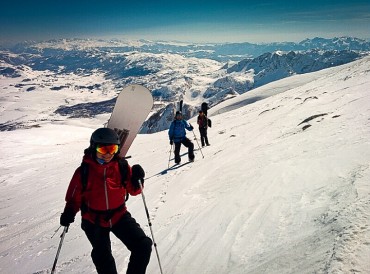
[60,209,75,227]
[170,140,173,145]
[131,164,145,190]
[189,125,194,131]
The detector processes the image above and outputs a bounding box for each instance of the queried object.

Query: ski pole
[167,144,173,168]
[51,226,68,274]
[139,179,164,274]
[190,125,204,158]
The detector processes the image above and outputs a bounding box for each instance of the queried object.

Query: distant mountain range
[3,36,370,62]
[1,37,369,132]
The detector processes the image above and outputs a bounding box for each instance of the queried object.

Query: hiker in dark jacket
[60,128,152,274]
[168,111,195,164]
[197,110,210,147]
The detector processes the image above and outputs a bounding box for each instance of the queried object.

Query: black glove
[170,140,173,145]
[189,125,194,131]
[131,164,145,190]
[60,209,75,227]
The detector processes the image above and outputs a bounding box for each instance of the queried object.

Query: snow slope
[0,56,369,273]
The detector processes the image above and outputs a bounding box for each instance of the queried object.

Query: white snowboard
[107,84,153,157]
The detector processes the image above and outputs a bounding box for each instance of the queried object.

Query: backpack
[80,159,130,201]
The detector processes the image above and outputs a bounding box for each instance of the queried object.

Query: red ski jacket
[197,115,208,129]
[63,154,142,227]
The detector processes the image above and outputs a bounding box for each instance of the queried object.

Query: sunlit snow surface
[0,57,369,273]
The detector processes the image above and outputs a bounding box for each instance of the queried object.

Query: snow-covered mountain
[4,36,370,61]
[0,54,369,274]
[1,37,369,133]
[224,49,361,89]
[299,37,370,51]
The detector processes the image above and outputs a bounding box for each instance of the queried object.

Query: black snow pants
[174,137,194,163]
[199,127,209,146]
[81,212,152,274]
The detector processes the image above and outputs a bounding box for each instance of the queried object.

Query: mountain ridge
[3,36,370,61]
[1,37,369,133]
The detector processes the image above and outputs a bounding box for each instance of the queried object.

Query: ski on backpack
[179,99,183,112]
[107,84,153,157]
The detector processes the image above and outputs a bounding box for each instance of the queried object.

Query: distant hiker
[59,128,152,274]
[197,110,210,147]
[201,102,209,116]
[168,111,195,164]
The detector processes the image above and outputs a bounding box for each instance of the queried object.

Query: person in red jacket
[60,128,152,274]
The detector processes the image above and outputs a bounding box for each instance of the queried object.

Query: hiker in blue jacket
[168,111,195,164]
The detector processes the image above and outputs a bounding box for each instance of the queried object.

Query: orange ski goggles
[96,144,119,155]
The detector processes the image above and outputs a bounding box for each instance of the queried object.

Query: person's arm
[168,122,174,140]
[126,164,145,196]
[184,120,193,131]
[60,168,83,226]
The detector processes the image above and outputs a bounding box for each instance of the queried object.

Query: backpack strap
[118,159,130,201]
[80,161,89,192]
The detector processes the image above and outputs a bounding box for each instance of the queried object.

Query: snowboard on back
[107,84,153,157]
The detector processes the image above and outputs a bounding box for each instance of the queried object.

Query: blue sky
[1,0,369,44]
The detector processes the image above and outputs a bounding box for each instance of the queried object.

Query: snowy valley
[1,37,369,133]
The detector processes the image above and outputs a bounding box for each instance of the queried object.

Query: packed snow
[0,56,369,273]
